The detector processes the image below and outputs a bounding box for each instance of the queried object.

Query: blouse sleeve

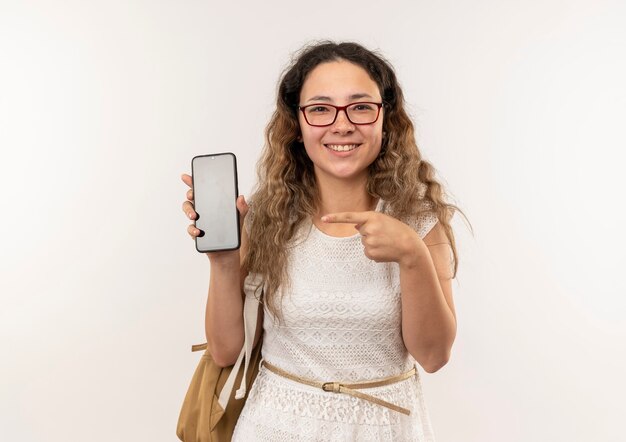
[406,183,439,239]
[408,204,439,239]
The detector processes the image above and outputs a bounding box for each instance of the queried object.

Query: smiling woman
[181,40,469,441]
[297,60,385,186]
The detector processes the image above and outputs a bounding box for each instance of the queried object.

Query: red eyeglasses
[298,102,384,127]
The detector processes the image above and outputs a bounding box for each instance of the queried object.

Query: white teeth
[326,144,359,152]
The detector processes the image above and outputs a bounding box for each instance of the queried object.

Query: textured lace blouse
[232,198,440,441]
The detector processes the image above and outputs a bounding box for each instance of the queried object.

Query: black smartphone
[191,152,240,253]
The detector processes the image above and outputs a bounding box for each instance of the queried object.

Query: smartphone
[191,152,240,253]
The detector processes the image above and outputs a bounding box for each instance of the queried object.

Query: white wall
[1,0,624,440]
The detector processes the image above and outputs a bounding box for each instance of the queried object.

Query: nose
[331,109,355,133]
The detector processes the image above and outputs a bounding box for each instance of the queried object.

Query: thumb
[236,195,249,225]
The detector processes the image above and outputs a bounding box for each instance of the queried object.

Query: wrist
[207,249,240,267]
[398,234,429,270]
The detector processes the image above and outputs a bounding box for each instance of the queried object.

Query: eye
[351,103,374,111]
[307,105,331,113]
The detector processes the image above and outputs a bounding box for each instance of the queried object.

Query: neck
[314,172,376,217]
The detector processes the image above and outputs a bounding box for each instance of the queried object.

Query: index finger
[321,211,371,225]
[181,173,192,188]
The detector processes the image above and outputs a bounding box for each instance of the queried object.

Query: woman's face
[298,60,384,184]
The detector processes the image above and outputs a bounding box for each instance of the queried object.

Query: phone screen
[191,153,240,252]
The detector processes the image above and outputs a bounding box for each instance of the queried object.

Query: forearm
[205,252,245,366]
[399,242,456,373]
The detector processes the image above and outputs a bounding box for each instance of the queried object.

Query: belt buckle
[322,381,341,393]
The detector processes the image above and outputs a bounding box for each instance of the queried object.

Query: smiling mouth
[324,144,361,152]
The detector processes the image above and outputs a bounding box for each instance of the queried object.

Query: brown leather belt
[261,360,416,415]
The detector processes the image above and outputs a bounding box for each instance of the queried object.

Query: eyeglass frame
[298,101,384,127]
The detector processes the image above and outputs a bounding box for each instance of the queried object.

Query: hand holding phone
[189,152,241,253]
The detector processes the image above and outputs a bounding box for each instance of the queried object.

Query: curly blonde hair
[244,41,470,319]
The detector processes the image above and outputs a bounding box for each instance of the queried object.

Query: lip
[323,143,362,156]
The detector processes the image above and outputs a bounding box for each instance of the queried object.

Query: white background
[1,0,625,441]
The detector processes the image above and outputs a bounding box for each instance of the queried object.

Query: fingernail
[188,212,194,219]
[321,216,328,222]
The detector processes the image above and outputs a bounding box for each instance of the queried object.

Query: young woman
[181,41,465,441]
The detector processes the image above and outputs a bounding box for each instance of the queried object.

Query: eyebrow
[305,93,375,103]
